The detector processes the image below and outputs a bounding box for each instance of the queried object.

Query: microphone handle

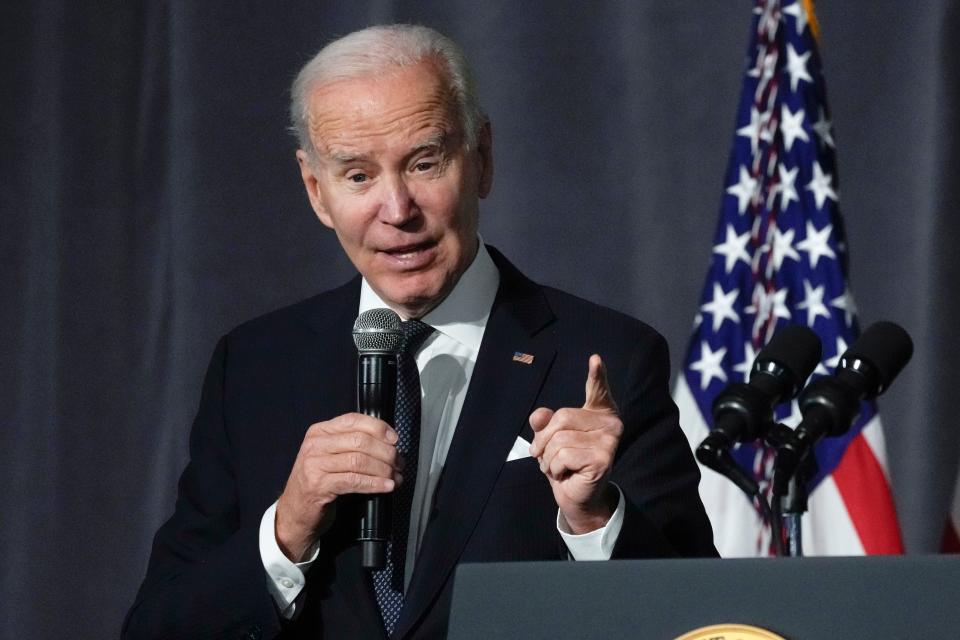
[356,353,397,570]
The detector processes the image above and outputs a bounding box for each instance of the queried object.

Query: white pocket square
[506,435,533,461]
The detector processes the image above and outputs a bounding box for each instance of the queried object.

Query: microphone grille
[842,321,913,393]
[353,308,403,353]
[754,324,822,388]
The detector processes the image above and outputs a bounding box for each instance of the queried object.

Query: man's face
[297,59,493,319]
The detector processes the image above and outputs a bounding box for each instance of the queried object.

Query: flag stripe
[831,432,903,554]
[802,476,864,555]
[943,464,960,553]
[944,522,960,553]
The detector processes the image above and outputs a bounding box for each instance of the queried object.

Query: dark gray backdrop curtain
[2,1,958,637]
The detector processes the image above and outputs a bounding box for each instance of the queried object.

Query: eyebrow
[410,132,447,155]
[328,132,449,166]
[329,151,368,165]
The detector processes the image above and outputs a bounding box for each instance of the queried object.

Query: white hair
[290,24,486,161]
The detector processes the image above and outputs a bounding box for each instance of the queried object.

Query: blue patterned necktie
[372,319,434,635]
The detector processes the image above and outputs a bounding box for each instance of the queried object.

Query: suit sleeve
[609,329,718,559]
[122,337,285,640]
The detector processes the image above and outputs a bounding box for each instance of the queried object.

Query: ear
[296,149,333,228]
[475,120,494,199]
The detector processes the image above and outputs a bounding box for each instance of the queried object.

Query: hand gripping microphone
[774,321,913,494]
[696,325,823,489]
[352,308,403,570]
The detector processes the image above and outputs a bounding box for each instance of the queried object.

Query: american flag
[674,0,903,556]
[944,465,960,553]
[512,351,535,365]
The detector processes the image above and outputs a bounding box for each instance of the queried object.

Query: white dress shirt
[258,242,624,616]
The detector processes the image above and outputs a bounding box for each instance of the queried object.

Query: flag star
[780,105,809,152]
[693,312,703,329]
[824,336,850,372]
[713,225,752,273]
[831,286,858,326]
[733,341,758,381]
[770,288,791,321]
[796,221,837,268]
[689,341,728,391]
[812,107,835,149]
[726,166,758,215]
[777,163,800,210]
[782,1,809,35]
[771,226,800,270]
[805,161,839,209]
[737,107,763,155]
[785,43,813,92]
[796,280,831,326]
[701,283,741,332]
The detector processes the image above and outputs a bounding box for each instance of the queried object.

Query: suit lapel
[296,278,361,434]
[394,250,556,638]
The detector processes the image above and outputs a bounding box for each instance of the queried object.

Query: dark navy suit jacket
[124,248,716,639]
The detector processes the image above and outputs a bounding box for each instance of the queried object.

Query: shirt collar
[358,240,499,352]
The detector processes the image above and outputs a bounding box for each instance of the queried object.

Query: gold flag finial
[802,0,821,41]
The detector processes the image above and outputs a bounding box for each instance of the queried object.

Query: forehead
[306,60,460,157]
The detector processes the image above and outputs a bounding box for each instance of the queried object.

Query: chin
[380,277,447,317]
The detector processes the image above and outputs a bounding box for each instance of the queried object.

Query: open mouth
[379,241,438,269]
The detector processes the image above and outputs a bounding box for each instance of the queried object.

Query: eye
[413,161,435,172]
[347,173,368,183]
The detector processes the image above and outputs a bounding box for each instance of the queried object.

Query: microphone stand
[777,457,817,556]
[768,423,818,557]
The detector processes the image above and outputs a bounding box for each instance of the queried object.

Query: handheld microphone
[774,321,913,493]
[696,324,822,473]
[352,308,403,570]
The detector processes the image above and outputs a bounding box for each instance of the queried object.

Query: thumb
[583,354,618,413]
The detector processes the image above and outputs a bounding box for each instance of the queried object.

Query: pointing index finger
[583,354,618,413]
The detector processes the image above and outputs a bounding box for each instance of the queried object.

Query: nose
[378,174,418,227]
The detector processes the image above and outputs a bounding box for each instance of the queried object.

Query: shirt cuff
[556,484,625,561]
[259,501,320,618]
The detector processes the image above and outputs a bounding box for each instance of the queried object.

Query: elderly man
[125,24,715,640]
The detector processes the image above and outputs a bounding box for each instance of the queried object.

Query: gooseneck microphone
[773,321,914,494]
[696,325,822,470]
[353,308,404,570]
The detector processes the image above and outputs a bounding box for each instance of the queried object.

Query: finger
[310,451,398,480]
[312,413,399,444]
[528,407,554,457]
[529,407,554,432]
[326,471,396,495]
[583,354,618,413]
[310,431,400,469]
[539,429,592,474]
[540,429,615,475]
[530,407,619,457]
[547,446,598,481]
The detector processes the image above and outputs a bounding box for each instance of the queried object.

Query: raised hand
[528,354,623,534]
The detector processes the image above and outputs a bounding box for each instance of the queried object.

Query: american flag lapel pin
[512,351,534,365]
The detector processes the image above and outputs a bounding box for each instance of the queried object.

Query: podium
[448,556,960,639]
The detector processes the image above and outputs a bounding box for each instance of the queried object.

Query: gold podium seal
[674,623,787,640]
